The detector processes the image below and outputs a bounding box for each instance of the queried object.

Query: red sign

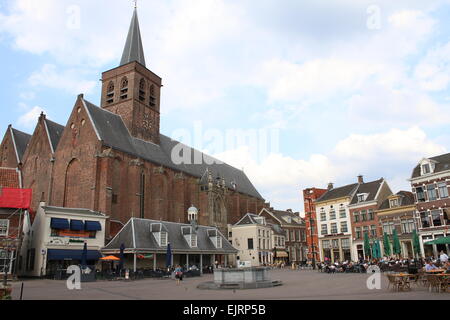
[58,230,91,238]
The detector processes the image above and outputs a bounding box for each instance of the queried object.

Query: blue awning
[70,219,84,231]
[85,221,102,231]
[47,249,102,261]
[50,218,70,230]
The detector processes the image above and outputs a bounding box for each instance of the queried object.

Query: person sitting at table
[444,261,450,274]
[439,250,449,264]
[425,260,438,271]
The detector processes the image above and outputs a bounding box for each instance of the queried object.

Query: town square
[7,269,450,300]
[0,0,450,308]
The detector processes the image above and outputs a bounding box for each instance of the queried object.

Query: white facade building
[20,203,107,277]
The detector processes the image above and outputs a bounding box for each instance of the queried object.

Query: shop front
[321,237,352,263]
[20,205,107,278]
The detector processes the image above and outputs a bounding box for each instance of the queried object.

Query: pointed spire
[120,7,146,67]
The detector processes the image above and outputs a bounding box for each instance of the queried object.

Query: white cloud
[333,127,446,161]
[215,127,446,211]
[17,106,46,129]
[28,64,97,95]
[414,41,450,91]
[346,84,450,126]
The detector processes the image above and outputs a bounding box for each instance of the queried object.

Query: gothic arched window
[149,84,156,107]
[120,77,128,100]
[64,158,81,207]
[139,78,146,102]
[106,81,114,104]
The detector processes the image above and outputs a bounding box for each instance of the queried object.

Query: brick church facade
[0,8,265,242]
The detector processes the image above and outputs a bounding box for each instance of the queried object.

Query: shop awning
[424,236,450,245]
[50,218,69,230]
[275,251,288,258]
[70,220,84,231]
[47,249,102,261]
[85,221,101,231]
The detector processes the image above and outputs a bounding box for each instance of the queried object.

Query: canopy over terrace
[424,236,450,245]
[101,218,237,273]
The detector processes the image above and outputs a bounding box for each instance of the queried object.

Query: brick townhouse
[259,208,307,264]
[348,177,392,260]
[303,187,327,263]
[375,191,418,258]
[0,168,31,278]
[410,153,450,257]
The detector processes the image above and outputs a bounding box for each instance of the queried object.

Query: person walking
[174,265,184,285]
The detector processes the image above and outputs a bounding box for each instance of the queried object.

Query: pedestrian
[175,265,183,285]
[439,250,449,263]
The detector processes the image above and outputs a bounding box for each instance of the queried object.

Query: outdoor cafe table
[426,269,446,273]
[425,273,449,293]
[392,273,412,291]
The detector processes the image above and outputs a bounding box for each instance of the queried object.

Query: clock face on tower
[142,113,152,130]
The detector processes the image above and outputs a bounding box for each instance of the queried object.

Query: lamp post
[309,215,316,270]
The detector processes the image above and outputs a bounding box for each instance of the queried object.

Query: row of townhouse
[228,208,307,267]
[304,152,450,263]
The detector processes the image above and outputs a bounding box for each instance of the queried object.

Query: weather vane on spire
[133,0,137,8]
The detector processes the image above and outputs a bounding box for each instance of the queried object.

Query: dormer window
[182,226,197,248]
[216,236,222,248]
[357,193,368,202]
[283,216,292,223]
[390,198,399,208]
[254,217,265,225]
[207,229,222,248]
[420,159,435,176]
[160,231,168,247]
[150,223,168,247]
[191,234,197,247]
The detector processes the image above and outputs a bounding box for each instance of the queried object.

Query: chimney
[327,182,334,190]
[358,175,364,184]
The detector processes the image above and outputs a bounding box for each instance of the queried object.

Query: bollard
[20,282,24,300]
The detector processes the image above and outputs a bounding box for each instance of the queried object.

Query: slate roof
[349,178,385,205]
[411,153,450,179]
[120,8,146,67]
[44,119,65,152]
[315,183,359,203]
[82,98,263,200]
[271,209,304,226]
[0,167,20,188]
[102,218,237,254]
[378,191,415,210]
[268,223,285,236]
[234,213,263,226]
[10,127,31,162]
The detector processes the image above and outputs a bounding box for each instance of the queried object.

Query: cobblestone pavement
[10,269,450,300]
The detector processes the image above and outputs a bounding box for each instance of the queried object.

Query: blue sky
[1,0,450,213]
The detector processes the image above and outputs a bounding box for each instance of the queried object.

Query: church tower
[100,7,161,144]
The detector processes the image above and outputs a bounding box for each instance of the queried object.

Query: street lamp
[309,215,316,270]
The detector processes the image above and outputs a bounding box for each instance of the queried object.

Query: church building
[0,8,266,242]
